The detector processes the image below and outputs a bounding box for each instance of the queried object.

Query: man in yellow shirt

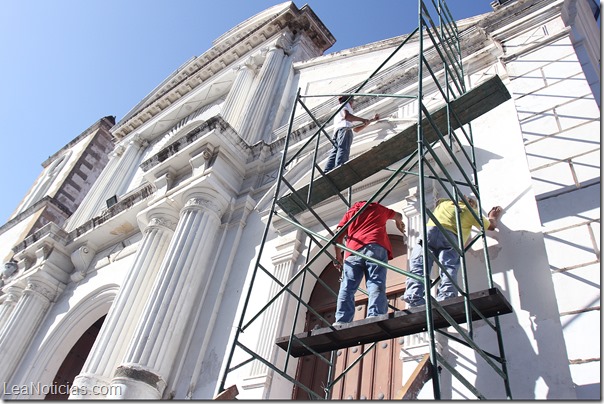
[403,196,503,307]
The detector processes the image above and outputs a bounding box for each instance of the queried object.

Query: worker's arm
[344,109,370,125]
[486,206,503,230]
[391,212,406,235]
[353,113,380,133]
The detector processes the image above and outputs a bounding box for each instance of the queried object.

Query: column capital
[24,276,58,302]
[146,216,177,232]
[271,230,305,265]
[2,285,24,305]
[234,56,258,72]
[128,134,148,148]
[182,196,222,216]
[137,204,180,233]
[275,32,293,54]
[179,185,230,219]
[112,144,126,158]
[114,134,146,156]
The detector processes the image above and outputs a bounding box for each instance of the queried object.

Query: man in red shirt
[333,201,406,324]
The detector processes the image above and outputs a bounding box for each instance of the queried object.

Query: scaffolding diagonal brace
[277,74,510,216]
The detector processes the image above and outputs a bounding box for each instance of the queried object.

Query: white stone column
[0,276,59,385]
[0,285,23,333]
[70,209,177,398]
[66,135,147,231]
[221,57,257,131]
[239,38,289,144]
[248,232,303,378]
[106,194,225,399]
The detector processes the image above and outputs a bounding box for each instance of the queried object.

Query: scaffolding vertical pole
[417,0,441,399]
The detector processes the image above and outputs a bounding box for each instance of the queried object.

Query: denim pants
[403,226,461,307]
[335,243,388,323]
[324,127,353,172]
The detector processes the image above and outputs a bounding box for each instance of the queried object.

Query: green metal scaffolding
[218,0,513,399]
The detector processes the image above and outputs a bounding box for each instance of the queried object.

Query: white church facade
[0,0,600,400]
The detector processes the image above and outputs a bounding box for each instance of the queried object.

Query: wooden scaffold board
[276,287,513,357]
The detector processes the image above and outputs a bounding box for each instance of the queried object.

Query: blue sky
[0,0,494,224]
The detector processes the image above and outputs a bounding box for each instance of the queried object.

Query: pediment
[113,2,334,141]
[212,2,293,49]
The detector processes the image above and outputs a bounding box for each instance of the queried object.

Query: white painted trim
[12,284,117,398]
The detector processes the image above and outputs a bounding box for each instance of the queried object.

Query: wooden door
[293,236,407,400]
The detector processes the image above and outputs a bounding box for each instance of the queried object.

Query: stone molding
[270,230,304,265]
[139,116,239,173]
[112,3,334,141]
[113,364,167,396]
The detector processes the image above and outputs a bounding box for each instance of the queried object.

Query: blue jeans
[403,227,461,307]
[324,127,353,172]
[335,243,388,323]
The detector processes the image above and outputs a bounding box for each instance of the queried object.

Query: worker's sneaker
[332,321,347,326]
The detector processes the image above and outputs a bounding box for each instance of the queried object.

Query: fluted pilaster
[403,193,421,250]
[66,136,147,231]
[107,195,223,399]
[70,212,177,399]
[249,233,302,376]
[0,286,24,335]
[221,57,257,131]
[239,43,287,144]
[0,278,57,385]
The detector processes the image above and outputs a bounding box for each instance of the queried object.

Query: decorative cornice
[66,183,155,243]
[111,3,334,141]
[139,116,240,172]
[12,222,69,255]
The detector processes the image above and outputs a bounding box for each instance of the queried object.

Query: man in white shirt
[323,96,377,172]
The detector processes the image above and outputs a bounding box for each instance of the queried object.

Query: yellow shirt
[427,199,490,243]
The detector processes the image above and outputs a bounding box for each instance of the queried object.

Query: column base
[69,373,110,399]
[106,364,166,399]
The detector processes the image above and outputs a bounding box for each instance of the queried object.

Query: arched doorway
[293,235,408,400]
[44,315,106,400]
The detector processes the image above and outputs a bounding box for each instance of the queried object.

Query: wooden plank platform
[275,287,512,357]
[277,75,511,216]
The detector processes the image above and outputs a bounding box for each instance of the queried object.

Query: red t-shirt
[338,201,395,260]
